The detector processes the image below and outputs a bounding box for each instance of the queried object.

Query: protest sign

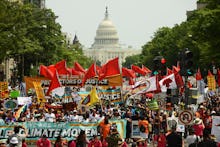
[17,97,32,105]
[0,119,127,143]
[131,121,140,138]
[211,116,220,142]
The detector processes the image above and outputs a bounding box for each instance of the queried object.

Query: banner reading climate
[0,119,126,142]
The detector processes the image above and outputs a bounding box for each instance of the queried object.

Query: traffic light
[152,56,166,76]
[160,58,167,76]
[153,57,160,75]
[180,48,193,76]
[184,49,193,76]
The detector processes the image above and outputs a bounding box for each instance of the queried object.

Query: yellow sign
[33,81,46,102]
[0,82,9,99]
[207,75,216,91]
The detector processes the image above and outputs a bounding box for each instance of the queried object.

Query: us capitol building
[83,7,141,66]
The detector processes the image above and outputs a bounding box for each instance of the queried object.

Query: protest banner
[17,97,32,105]
[0,119,127,143]
[211,116,220,142]
[79,88,122,104]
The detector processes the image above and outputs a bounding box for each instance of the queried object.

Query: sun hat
[136,138,145,142]
[211,111,216,114]
[194,118,202,125]
[10,136,19,144]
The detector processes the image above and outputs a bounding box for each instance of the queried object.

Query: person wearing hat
[192,118,205,138]
[70,109,79,122]
[7,125,28,147]
[118,139,128,147]
[136,138,147,147]
[0,139,7,147]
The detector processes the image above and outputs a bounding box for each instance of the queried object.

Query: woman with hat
[192,118,205,139]
[136,138,147,147]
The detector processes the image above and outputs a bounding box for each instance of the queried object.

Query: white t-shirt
[70,115,79,122]
[186,134,198,145]
[45,113,56,122]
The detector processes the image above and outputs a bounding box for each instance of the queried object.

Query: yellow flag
[207,75,216,91]
[90,87,100,105]
[33,81,46,102]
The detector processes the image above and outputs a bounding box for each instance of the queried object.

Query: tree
[0,0,92,79]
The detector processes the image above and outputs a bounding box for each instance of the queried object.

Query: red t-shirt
[88,140,102,147]
[102,139,108,147]
[36,138,51,147]
[22,142,27,147]
[69,141,76,147]
[157,134,166,147]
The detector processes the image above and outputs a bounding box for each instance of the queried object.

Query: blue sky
[46,0,197,49]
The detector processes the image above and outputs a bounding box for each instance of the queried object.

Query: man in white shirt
[45,109,56,122]
[89,109,100,122]
[70,110,79,122]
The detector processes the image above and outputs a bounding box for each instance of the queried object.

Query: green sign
[147,99,159,110]
[0,119,127,143]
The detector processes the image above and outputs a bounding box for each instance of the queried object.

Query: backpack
[139,125,146,132]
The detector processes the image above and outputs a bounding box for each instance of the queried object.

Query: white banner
[17,97,32,105]
[211,116,220,142]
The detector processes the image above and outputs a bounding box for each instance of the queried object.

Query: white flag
[145,76,157,92]
[159,73,177,92]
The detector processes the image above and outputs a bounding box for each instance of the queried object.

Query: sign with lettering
[0,119,127,143]
[78,88,122,104]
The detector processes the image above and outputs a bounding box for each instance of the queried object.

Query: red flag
[55,60,70,75]
[167,68,173,75]
[128,77,135,85]
[142,65,151,75]
[74,62,86,73]
[46,71,61,96]
[99,57,121,80]
[131,65,146,76]
[72,68,83,76]
[217,69,220,86]
[172,65,180,73]
[122,67,136,78]
[208,70,213,76]
[47,65,56,74]
[188,81,192,88]
[174,72,184,87]
[39,65,54,79]
[96,65,102,77]
[82,63,96,86]
[196,68,202,80]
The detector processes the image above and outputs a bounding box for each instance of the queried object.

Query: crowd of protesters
[0,81,220,147]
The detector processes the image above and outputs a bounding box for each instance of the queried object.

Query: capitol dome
[91,7,120,49]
